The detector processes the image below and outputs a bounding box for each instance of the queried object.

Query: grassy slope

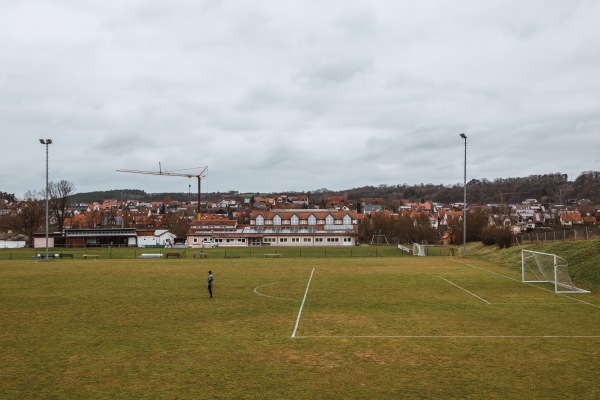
[468,239,600,290]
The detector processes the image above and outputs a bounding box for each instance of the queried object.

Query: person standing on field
[207,270,214,298]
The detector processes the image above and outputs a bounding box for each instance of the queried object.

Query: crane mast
[117,163,208,218]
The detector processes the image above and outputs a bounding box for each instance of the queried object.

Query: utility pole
[39,139,52,261]
[459,133,467,257]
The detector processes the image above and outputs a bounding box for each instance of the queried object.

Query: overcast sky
[2,1,599,198]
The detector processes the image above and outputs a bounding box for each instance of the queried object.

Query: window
[308,215,316,225]
[291,238,299,243]
[327,238,339,242]
[263,237,276,243]
[303,238,312,243]
[273,215,282,226]
[291,215,299,225]
[344,237,352,243]
[240,238,246,243]
[343,215,352,225]
[315,238,323,242]
[215,238,223,243]
[279,238,288,243]
[326,214,334,225]
[256,215,264,226]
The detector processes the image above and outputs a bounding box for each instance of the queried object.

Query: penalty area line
[291,268,315,338]
[439,276,491,304]
[293,335,600,339]
[453,259,600,309]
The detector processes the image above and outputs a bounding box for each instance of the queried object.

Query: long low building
[63,228,138,247]
[187,210,359,248]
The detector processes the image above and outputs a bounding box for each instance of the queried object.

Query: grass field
[1,254,599,399]
[0,244,451,260]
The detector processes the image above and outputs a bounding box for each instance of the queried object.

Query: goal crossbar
[521,250,590,294]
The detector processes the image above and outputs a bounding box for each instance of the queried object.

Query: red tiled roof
[250,210,358,219]
[560,211,582,221]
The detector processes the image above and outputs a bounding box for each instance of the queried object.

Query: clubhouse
[187,209,359,248]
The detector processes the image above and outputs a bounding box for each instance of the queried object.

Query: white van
[202,239,218,248]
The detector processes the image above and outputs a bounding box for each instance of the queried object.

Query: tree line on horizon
[60,171,600,206]
[2,171,600,207]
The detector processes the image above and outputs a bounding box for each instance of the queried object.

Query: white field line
[452,259,600,309]
[253,283,301,302]
[492,302,583,305]
[293,335,600,339]
[291,268,315,338]
[439,276,491,304]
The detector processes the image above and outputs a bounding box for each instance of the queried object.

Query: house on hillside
[583,214,597,226]
[560,211,583,227]
[292,194,309,207]
[523,212,545,230]
[363,205,383,215]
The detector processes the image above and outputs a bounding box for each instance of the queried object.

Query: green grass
[0,244,452,260]
[1,255,599,399]
[471,239,600,290]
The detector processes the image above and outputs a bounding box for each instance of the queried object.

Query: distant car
[202,240,218,248]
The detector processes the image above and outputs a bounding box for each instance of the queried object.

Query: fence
[0,244,454,260]
[520,227,600,244]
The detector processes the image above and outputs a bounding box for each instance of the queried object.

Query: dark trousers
[208,285,212,298]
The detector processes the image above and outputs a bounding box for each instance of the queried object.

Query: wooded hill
[66,171,600,206]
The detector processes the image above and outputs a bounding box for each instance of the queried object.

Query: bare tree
[49,180,76,233]
[413,213,438,244]
[161,212,191,239]
[83,210,101,228]
[102,206,120,227]
[0,191,45,246]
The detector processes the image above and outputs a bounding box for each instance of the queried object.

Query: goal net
[412,243,426,257]
[521,250,590,294]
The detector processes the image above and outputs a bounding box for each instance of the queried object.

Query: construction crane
[117,163,208,218]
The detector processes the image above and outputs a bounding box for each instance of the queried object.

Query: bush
[481,226,513,248]
[494,227,513,248]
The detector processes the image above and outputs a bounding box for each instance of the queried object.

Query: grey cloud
[1,1,599,196]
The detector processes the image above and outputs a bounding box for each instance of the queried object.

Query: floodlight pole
[39,139,52,261]
[459,133,467,257]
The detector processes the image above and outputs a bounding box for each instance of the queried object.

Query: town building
[186,209,359,248]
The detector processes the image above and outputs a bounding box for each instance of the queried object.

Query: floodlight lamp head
[47,139,52,144]
[459,133,467,139]
[39,139,45,144]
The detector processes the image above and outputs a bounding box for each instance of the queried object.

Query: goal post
[412,243,426,257]
[521,250,590,294]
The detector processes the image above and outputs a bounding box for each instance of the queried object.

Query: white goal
[412,243,426,257]
[521,250,590,294]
